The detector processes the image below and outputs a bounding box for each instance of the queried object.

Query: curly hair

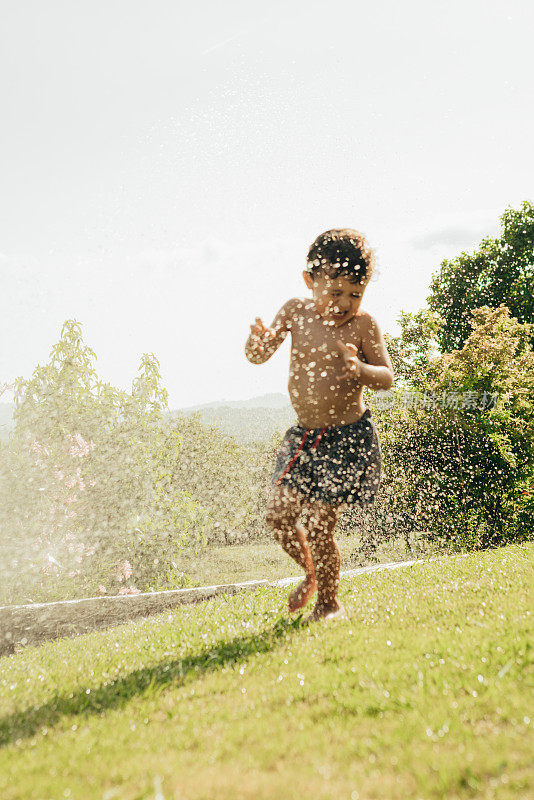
[306,228,375,283]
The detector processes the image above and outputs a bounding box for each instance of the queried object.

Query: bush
[0,321,211,603]
[369,306,534,551]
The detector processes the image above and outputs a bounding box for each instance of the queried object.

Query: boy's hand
[249,317,277,353]
[336,340,363,382]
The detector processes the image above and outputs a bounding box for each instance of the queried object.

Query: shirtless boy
[245,229,394,623]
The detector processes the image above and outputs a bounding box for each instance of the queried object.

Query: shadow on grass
[0,613,305,748]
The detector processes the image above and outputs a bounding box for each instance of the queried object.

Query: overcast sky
[1,0,532,408]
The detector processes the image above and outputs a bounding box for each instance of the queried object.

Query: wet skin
[245,270,393,428]
[286,298,368,428]
[246,267,394,620]
[264,484,344,620]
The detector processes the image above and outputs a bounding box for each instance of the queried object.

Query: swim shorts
[271,408,382,507]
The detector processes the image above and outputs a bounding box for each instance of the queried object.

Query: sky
[1,0,532,408]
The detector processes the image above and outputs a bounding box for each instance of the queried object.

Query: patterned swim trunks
[271,408,382,507]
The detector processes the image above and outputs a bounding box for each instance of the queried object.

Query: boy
[245,229,394,623]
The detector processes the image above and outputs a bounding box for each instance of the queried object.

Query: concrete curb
[0,558,420,656]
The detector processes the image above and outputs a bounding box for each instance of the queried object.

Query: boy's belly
[288,370,366,428]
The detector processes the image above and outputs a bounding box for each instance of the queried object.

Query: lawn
[172,528,442,588]
[0,542,532,800]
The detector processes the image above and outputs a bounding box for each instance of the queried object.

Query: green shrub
[0,321,211,603]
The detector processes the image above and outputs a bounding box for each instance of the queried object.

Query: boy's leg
[304,500,347,621]
[265,485,317,611]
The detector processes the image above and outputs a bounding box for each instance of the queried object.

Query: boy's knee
[265,506,285,534]
[265,506,298,544]
[306,502,339,530]
[265,486,303,536]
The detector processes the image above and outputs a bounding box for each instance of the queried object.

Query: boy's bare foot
[288,576,317,612]
[303,601,349,623]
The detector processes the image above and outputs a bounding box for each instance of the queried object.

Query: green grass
[174,530,439,588]
[1,543,532,800]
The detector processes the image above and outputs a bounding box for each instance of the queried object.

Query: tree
[163,410,272,544]
[0,320,210,603]
[391,305,534,549]
[383,308,444,391]
[427,200,534,353]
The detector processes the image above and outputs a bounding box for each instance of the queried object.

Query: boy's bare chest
[289,312,366,366]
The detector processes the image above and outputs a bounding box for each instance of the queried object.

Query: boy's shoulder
[358,310,385,332]
[280,300,382,335]
[281,300,379,326]
[278,296,312,319]
[354,308,374,325]
[284,296,313,313]
[353,308,383,329]
[354,310,387,346]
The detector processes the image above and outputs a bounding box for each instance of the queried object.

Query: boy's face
[302,267,369,327]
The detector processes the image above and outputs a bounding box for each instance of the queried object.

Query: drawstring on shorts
[276,427,326,485]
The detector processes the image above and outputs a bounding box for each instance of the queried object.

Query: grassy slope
[0,543,532,800]
[173,531,441,588]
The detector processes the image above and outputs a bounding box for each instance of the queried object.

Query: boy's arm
[337,314,394,390]
[245,298,298,365]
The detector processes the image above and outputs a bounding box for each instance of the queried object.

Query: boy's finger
[252,325,274,337]
[337,339,359,353]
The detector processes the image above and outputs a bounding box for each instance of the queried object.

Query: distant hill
[170,405,296,444]
[172,393,296,443]
[0,394,296,445]
[178,392,290,412]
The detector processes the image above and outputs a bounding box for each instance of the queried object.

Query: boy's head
[305,228,375,284]
[302,228,375,327]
